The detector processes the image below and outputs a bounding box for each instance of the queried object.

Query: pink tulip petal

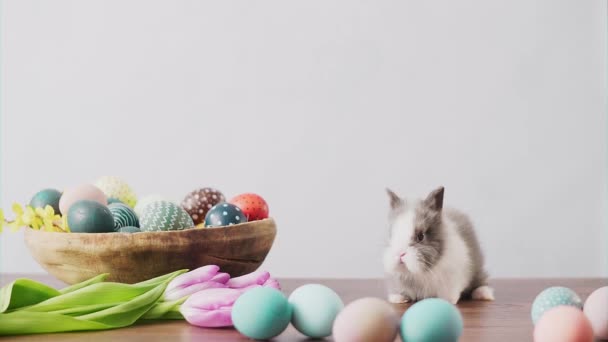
[211,272,230,284]
[164,281,227,301]
[227,270,270,288]
[181,306,234,327]
[184,287,243,310]
[166,265,219,293]
[263,278,281,290]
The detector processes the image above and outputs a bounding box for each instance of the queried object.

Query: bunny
[383,186,494,304]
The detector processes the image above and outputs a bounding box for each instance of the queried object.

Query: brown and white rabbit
[383,186,494,304]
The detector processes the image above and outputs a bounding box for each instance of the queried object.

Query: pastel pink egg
[583,286,608,340]
[59,184,107,215]
[534,306,594,342]
[332,297,399,342]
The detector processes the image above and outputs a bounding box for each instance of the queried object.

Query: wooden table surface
[0,274,605,342]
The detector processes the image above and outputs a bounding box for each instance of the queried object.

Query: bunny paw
[472,285,495,301]
[388,294,410,304]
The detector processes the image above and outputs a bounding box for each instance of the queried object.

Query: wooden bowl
[24,218,277,284]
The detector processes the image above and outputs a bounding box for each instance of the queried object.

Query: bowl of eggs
[22,177,276,284]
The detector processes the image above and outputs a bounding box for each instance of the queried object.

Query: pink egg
[584,286,608,340]
[59,184,107,215]
[534,306,594,342]
[332,297,399,342]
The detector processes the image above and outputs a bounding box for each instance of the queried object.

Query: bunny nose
[399,252,406,258]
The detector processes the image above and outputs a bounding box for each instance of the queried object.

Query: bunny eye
[416,232,425,242]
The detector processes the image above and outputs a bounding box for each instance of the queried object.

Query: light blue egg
[288,284,344,338]
[400,298,463,342]
[232,287,292,340]
[531,286,582,324]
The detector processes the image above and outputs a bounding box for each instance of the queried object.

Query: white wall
[1,0,606,278]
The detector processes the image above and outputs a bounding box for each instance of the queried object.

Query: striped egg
[109,203,139,231]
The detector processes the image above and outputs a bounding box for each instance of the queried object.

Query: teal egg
[531,286,582,324]
[232,287,292,340]
[139,201,194,231]
[108,203,139,230]
[67,200,115,233]
[118,226,141,233]
[107,197,123,205]
[400,298,463,342]
[30,189,62,214]
[288,284,344,338]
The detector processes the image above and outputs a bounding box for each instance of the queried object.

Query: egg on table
[232,287,292,340]
[139,201,194,232]
[67,200,115,233]
[181,187,225,225]
[204,203,247,228]
[532,286,583,324]
[332,297,399,342]
[400,298,463,342]
[109,203,139,231]
[94,176,137,208]
[229,193,269,221]
[288,284,344,338]
[30,188,62,214]
[534,306,594,342]
[583,286,608,340]
[59,184,107,215]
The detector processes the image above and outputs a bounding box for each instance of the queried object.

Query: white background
[1,0,606,278]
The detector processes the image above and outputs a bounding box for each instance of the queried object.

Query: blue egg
[232,287,292,340]
[400,298,463,342]
[531,286,582,324]
[288,284,344,338]
[204,202,248,228]
[30,188,62,214]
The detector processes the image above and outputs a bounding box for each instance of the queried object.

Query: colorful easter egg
[400,298,463,342]
[534,306,594,342]
[583,286,608,339]
[229,193,269,221]
[109,203,139,230]
[332,297,399,342]
[232,287,292,340]
[30,188,62,214]
[532,287,583,324]
[140,201,194,232]
[94,176,137,208]
[181,188,225,225]
[204,203,247,228]
[118,226,141,233]
[134,194,167,217]
[59,184,107,215]
[67,200,115,233]
[289,284,344,338]
[107,197,123,205]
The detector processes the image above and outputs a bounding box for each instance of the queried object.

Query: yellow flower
[0,208,5,233]
[36,205,62,232]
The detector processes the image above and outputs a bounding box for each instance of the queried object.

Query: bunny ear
[386,188,404,209]
[424,186,444,211]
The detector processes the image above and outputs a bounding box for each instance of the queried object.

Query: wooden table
[0,275,605,341]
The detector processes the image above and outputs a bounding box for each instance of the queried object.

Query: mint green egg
[232,287,292,340]
[400,298,463,342]
[288,284,344,338]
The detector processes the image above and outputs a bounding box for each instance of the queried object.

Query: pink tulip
[181,287,247,327]
[164,265,221,301]
[226,270,270,288]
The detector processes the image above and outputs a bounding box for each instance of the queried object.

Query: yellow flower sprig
[2,203,69,233]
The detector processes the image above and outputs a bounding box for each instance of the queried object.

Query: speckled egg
[400,298,463,342]
[229,193,269,221]
[30,188,62,214]
[134,194,167,217]
[140,200,194,232]
[94,176,137,208]
[59,184,107,215]
[118,226,141,233]
[534,306,594,342]
[67,200,115,233]
[332,298,399,342]
[181,188,225,225]
[289,284,344,338]
[532,287,583,324]
[583,286,608,339]
[109,203,139,231]
[204,203,247,228]
[232,287,292,340]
